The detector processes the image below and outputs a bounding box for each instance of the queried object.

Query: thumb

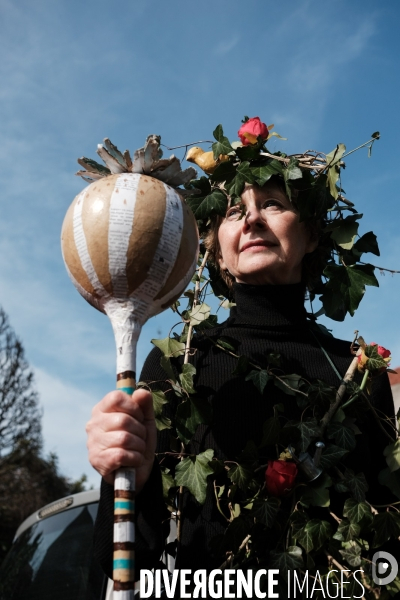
[132,388,155,422]
[133,388,157,462]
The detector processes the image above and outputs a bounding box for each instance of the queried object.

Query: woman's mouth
[240,240,276,252]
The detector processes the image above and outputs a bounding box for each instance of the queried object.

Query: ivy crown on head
[184,119,382,323]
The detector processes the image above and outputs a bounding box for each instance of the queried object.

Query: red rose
[265,460,298,497]
[371,342,391,359]
[238,117,269,146]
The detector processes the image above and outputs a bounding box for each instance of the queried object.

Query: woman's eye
[262,199,281,209]
[226,206,242,219]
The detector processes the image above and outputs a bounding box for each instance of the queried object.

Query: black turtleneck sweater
[94,283,395,577]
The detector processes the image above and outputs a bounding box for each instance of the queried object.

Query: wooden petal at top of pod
[61,190,101,303]
[154,194,199,306]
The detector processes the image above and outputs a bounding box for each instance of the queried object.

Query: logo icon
[372,551,398,585]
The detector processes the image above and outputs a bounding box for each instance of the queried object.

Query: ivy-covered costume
[94,282,395,578]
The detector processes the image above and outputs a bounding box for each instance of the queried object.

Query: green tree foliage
[0,308,41,454]
[0,307,86,563]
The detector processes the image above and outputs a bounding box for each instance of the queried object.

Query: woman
[87,176,396,583]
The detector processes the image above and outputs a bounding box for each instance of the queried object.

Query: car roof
[14,489,100,540]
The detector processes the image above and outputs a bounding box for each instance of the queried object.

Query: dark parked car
[0,489,113,599]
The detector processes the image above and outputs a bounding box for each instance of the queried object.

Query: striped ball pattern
[61,173,199,322]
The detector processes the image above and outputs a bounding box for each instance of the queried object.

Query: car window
[0,503,105,600]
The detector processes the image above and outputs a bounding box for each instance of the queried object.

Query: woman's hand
[86,388,156,492]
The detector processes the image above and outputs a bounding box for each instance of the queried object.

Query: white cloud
[34,366,101,489]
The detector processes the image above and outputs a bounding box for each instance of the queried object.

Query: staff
[61,136,198,598]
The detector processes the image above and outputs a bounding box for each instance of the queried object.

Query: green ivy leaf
[152,336,186,358]
[179,363,196,394]
[333,519,361,542]
[325,143,346,199]
[372,511,400,547]
[185,175,211,196]
[250,160,284,186]
[295,519,331,553]
[378,467,400,500]
[273,374,303,397]
[300,474,332,508]
[384,440,400,472]
[267,352,281,367]
[193,314,218,332]
[227,462,254,491]
[327,422,356,451]
[319,444,348,469]
[251,497,281,527]
[175,449,214,505]
[189,302,211,326]
[160,356,177,383]
[269,546,303,572]
[322,263,379,319]
[151,390,171,430]
[192,189,228,220]
[363,343,389,373]
[296,418,320,453]
[151,389,168,417]
[212,124,234,158]
[232,355,250,376]
[235,143,263,162]
[339,540,362,567]
[284,157,303,181]
[343,499,371,523]
[160,468,176,503]
[344,470,368,502]
[155,414,172,431]
[386,576,400,597]
[259,416,281,447]
[225,161,255,198]
[210,160,236,183]
[308,380,336,407]
[216,336,239,352]
[290,511,308,537]
[330,217,360,250]
[245,369,270,394]
[176,397,212,444]
[354,231,380,256]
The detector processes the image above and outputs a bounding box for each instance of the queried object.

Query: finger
[131,389,154,422]
[95,430,147,456]
[95,388,154,422]
[89,446,146,478]
[90,411,148,438]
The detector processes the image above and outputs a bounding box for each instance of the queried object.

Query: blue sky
[0,0,399,487]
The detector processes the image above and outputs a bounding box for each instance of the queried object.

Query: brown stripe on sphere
[61,196,98,300]
[125,176,167,295]
[161,286,188,310]
[155,199,199,303]
[81,176,118,295]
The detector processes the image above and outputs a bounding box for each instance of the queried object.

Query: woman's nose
[243,207,266,229]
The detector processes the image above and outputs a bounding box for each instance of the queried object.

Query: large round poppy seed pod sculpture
[61,136,198,599]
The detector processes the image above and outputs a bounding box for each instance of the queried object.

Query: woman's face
[217,182,317,285]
